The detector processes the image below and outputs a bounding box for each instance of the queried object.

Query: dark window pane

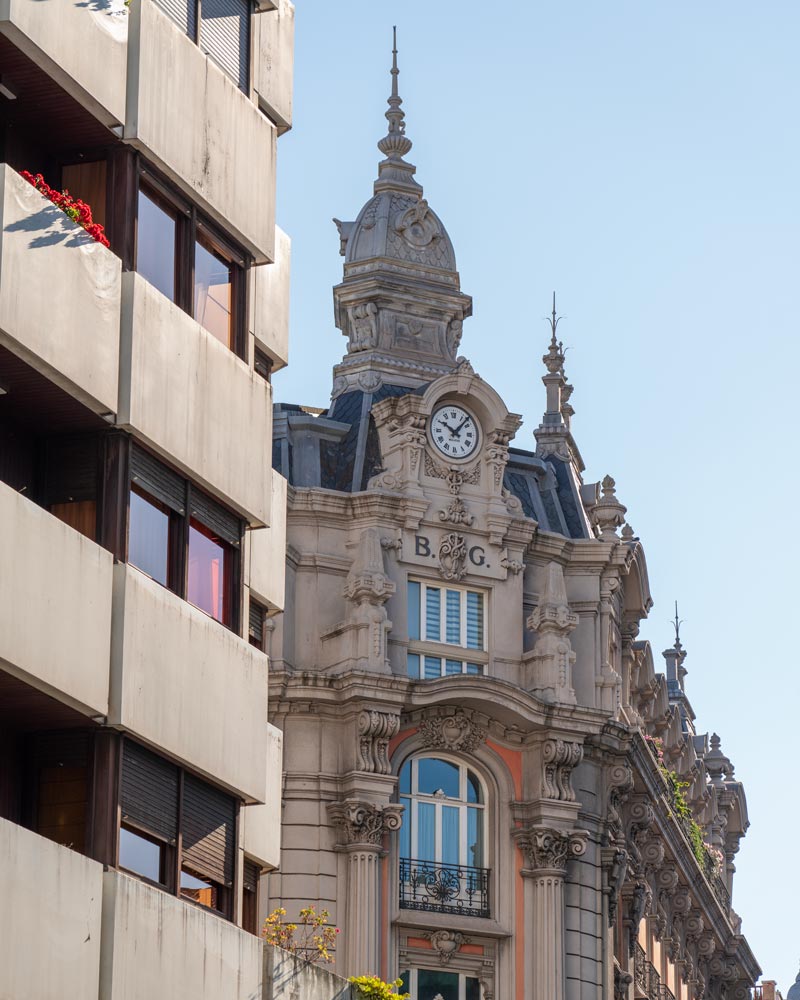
[399,761,411,796]
[417,970,459,1000]
[465,976,481,1000]
[188,519,228,623]
[180,866,219,911]
[194,237,232,347]
[417,758,459,799]
[407,581,420,640]
[129,488,170,586]
[120,826,163,882]
[467,770,482,804]
[137,187,177,302]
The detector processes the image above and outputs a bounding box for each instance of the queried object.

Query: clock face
[429,404,480,460]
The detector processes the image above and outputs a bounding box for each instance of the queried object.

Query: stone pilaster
[514,827,587,1000]
[328,799,403,977]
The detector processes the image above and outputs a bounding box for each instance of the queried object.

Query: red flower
[20,168,110,248]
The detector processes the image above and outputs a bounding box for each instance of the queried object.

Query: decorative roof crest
[374,28,421,195]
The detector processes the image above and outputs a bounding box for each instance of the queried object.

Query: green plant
[349,975,410,999]
[262,906,339,965]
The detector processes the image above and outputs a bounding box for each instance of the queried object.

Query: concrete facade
[0,1,293,997]
[265,42,763,1000]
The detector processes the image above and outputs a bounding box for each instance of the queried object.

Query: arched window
[398,756,489,918]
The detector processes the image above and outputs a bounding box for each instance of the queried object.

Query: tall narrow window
[129,487,171,586]
[400,969,481,1000]
[407,581,487,678]
[187,519,229,623]
[137,186,177,302]
[194,235,233,347]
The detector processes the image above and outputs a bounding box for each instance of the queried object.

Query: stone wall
[264,946,354,1000]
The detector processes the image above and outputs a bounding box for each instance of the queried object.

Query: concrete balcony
[109,563,269,802]
[253,226,291,372]
[0,0,128,128]
[100,870,263,1000]
[0,164,122,416]
[126,1,277,263]
[241,722,283,870]
[247,469,287,612]
[0,480,113,717]
[0,818,103,1000]
[118,271,273,527]
[253,0,295,133]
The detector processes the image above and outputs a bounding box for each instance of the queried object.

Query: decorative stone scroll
[426,930,470,966]
[438,531,467,581]
[418,712,487,754]
[515,827,587,875]
[542,739,583,802]
[328,799,404,847]
[357,710,400,775]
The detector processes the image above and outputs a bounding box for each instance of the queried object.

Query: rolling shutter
[130,445,186,514]
[121,740,179,843]
[152,0,197,39]
[182,774,236,887]
[189,488,241,547]
[200,0,250,91]
[249,599,265,647]
[242,857,261,893]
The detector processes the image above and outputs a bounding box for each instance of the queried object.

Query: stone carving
[387,194,453,269]
[446,318,463,356]
[607,762,634,846]
[438,497,474,526]
[516,827,587,874]
[589,475,627,540]
[486,430,511,491]
[426,930,469,966]
[626,877,653,955]
[357,710,400,775]
[525,562,578,704]
[342,529,396,671]
[542,739,583,802]
[331,375,348,399]
[438,531,467,581]
[500,554,524,574]
[347,302,378,352]
[358,370,383,392]
[605,848,628,925]
[328,800,404,847]
[613,963,633,1000]
[419,713,487,753]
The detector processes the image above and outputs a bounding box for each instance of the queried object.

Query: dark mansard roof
[273,384,591,540]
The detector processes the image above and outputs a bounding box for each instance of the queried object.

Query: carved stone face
[430,403,480,460]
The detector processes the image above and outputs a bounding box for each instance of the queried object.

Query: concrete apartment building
[0,1,292,998]
[266,44,763,1000]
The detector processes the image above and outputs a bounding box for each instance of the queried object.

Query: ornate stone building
[266,38,761,1000]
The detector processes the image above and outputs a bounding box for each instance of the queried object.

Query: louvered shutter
[152,0,197,39]
[121,740,179,843]
[181,774,236,887]
[190,488,242,547]
[242,857,261,893]
[200,0,250,91]
[130,445,186,514]
[249,599,265,647]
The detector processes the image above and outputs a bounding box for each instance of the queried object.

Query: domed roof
[334,29,457,277]
[787,969,800,1000]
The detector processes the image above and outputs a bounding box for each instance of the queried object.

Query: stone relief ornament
[418,713,488,754]
[327,800,403,847]
[542,739,583,802]
[425,930,469,966]
[438,497,474,526]
[331,375,348,399]
[515,827,587,875]
[394,198,438,248]
[446,319,463,356]
[357,710,400,775]
[358,370,383,392]
[347,302,378,352]
[438,531,467,581]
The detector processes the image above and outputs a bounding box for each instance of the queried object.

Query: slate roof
[275,386,591,540]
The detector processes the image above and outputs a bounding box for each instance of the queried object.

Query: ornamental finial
[377,27,412,161]
[671,601,684,650]
[542,292,565,374]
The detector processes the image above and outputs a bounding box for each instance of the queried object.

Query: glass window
[417,758,460,798]
[194,236,233,347]
[187,519,228,623]
[129,488,170,586]
[120,826,164,883]
[407,581,487,677]
[400,969,481,1000]
[137,187,177,302]
[180,866,219,911]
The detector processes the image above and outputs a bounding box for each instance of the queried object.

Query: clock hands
[454,416,470,436]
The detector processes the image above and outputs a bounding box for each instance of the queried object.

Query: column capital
[328,798,403,849]
[513,825,588,876]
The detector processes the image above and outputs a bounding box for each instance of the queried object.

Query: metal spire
[671,601,684,649]
[542,292,565,374]
[377,27,412,159]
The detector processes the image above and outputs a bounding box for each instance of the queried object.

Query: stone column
[515,827,587,1000]
[328,799,403,978]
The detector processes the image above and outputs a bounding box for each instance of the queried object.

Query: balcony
[100,870,263,1000]
[118,271,273,527]
[108,563,269,802]
[399,858,490,919]
[240,722,283,870]
[0,818,103,1000]
[0,164,122,416]
[0,480,113,716]
[247,469,287,613]
[126,1,277,263]
[253,226,291,372]
[633,942,675,1000]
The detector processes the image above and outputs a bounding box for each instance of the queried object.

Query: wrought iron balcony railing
[633,942,672,1000]
[658,985,676,1000]
[399,857,490,918]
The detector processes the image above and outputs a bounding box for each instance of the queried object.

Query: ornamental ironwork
[399,857,490,918]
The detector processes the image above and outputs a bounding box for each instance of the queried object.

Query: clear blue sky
[274,2,800,988]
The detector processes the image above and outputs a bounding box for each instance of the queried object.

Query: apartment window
[136,173,248,356]
[254,347,273,383]
[128,444,242,630]
[152,0,251,92]
[120,740,236,918]
[399,969,481,1000]
[242,858,261,934]
[407,581,487,678]
[398,757,489,918]
[248,598,268,651]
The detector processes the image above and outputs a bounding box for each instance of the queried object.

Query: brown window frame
[134,162,250,360]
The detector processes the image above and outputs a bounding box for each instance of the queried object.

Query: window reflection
[187,519,228,623]
[119,826,164,883]
[180,867,219,911]
[194,236,233,347]
[417,758,460,798]
[129,488,170,586]
[137,188,177,302]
